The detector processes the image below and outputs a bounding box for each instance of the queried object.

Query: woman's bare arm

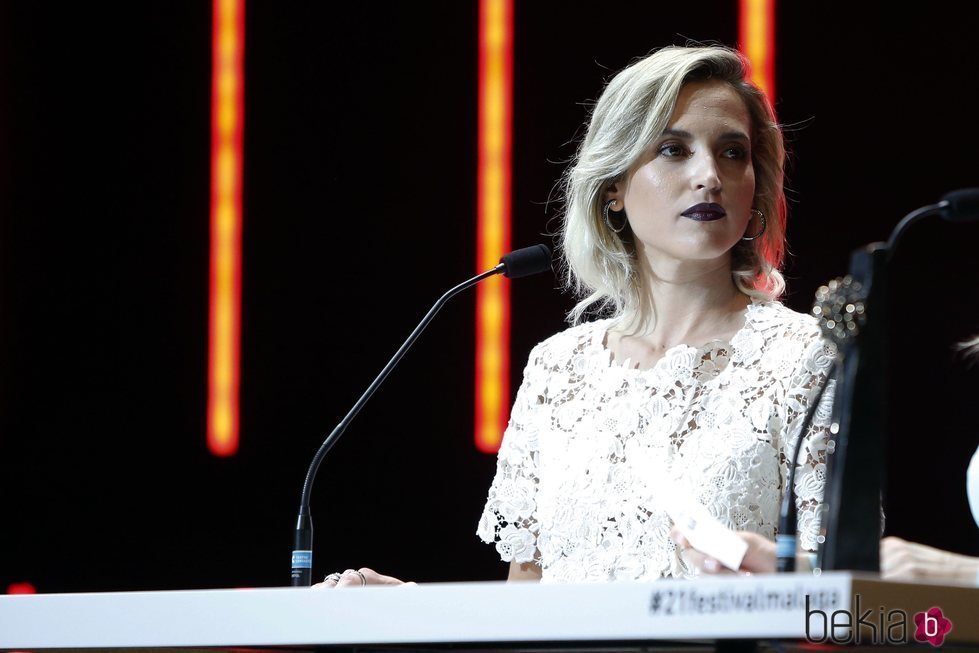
[507,560,542,582]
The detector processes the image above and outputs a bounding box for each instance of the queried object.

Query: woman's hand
[880,536,979,584]
[311,567,414,589]
[670,527,775,575]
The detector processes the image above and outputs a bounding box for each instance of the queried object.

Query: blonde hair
[559,45,787,327]
[958,333,979,359]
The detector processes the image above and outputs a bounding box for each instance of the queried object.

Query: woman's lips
[681,202,727,222]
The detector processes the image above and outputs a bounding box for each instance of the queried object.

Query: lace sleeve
[781,332,837,552]
[476,345,546,565]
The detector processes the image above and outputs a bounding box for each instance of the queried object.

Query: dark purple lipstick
[681,202,726,222]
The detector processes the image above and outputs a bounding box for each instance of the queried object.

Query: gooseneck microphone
[779,188,979,574]
[774,359,838,572]
[290,244,552,586]
[886,187,979,254]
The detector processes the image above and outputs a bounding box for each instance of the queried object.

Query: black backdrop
[1,2,977,592]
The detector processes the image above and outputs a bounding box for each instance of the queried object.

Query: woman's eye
[658,143,685,157]
[723,145,748,160]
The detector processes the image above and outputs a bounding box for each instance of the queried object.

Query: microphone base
[292,512,313,587]
[291,568,312,587]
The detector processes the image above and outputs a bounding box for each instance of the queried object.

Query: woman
[320,44,835,588]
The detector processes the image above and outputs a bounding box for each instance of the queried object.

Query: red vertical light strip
[207,0,245,457]
[739,0,776,102]
[475,0,513,454]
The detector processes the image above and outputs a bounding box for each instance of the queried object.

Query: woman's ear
[604,179,625,207]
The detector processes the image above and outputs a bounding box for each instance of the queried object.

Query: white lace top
[477,299,836,583]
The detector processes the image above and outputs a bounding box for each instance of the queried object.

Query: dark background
[1,2,977,593]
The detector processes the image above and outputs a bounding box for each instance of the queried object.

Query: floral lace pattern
[476,299,836,583]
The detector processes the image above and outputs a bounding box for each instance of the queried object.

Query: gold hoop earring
[603,199,627,234]
[742,209,766,241]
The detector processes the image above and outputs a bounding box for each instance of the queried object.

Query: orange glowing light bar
[739,0,776,102]
[207,0,245,457]
[475,0,513,454]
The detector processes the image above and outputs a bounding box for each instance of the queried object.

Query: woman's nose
[691,152,722,193]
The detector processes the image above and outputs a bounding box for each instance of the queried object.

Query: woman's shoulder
[743,298,837,381]
[525,318,611,368]
[748,297,826,344]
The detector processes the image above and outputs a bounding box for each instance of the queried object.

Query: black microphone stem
[775,359,838,572]
[884,202,945,256]
[290,263,504,586]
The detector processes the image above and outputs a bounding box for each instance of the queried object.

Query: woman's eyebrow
[660,128,693,139]
[660,128,750,143]
[719,131,750,143]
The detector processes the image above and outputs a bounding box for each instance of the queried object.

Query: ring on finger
[324,572,342,583]
[343,568,368,587]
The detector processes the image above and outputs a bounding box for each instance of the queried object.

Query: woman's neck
[614,255,752,349]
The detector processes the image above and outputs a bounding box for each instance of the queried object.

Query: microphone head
[500,244,552,279]
[940,188,979,222]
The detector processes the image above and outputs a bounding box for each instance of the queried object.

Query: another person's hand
[880,536,979,585]
[311,567,414,589]
[671,527,775,575]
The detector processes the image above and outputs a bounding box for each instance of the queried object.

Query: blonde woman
[474,44,836,583]
[320,44,836,587]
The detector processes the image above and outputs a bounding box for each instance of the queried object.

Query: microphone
[788,188,979,574]
[886,187,979,253]
[774,361,838,572]
[500,244,552,278]
[290,244,553,586]
[775,276,863,572]
[939,187,979,223]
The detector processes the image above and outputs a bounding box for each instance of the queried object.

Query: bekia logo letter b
[914,607,953,647]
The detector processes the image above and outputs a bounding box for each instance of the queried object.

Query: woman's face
[611,80,757,272]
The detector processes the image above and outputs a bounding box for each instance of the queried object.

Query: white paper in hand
[666,498,748,572]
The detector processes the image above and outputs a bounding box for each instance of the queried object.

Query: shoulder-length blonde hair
[559,45,787,327]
